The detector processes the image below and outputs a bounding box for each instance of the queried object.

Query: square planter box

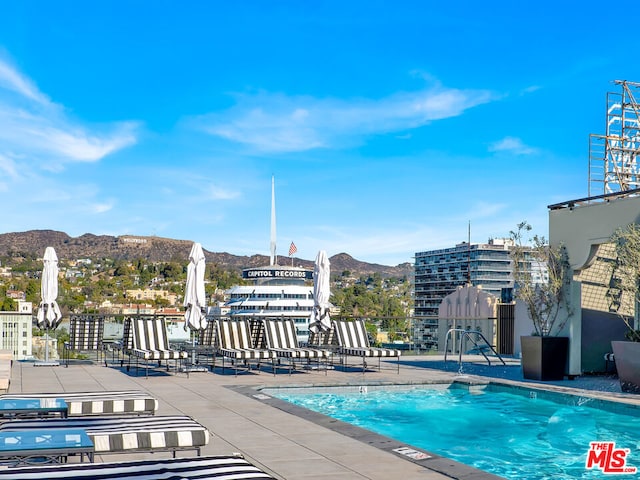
[521,336,569,381]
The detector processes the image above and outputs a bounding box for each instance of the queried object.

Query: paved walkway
[7,355,640,479]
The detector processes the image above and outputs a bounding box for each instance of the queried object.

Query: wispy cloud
[0,58,139,168]
[90,201,115,214]
[464,201,507,218]
[0,60,50,105]
[521,85,542,95]
[209,185,241,200]
[489,136,537,155]
[0,153,19,179]
[195,83,497,153]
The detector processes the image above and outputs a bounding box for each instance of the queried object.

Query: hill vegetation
[0,230,412,277]
[0,230,414,318]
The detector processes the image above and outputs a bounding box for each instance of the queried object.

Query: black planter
[611,341,640,393]
[520,336,569,381]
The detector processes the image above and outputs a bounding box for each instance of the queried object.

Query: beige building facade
[549,191,640,374]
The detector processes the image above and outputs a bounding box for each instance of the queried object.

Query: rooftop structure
[589,80,640,196]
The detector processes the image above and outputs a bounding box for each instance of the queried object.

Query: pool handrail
[443,328,506,367]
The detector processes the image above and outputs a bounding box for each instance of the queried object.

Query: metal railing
[443,328,506,367]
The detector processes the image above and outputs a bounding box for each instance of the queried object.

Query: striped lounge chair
[215,319,276,375]
[333,319,401,373]
[123,317,188,377]
[262,318,331,374]
[63,315,104,367]
[0,390,158,416]
[0,455,275,479]
[0,414,209,456]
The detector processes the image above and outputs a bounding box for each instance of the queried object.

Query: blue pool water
[266,384,640,479]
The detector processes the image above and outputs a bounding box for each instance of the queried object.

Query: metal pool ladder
[444,328,506,367]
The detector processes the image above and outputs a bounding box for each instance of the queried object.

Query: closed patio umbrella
[309,250,331,334]
[183,242,207,371]
[36,246,63,366]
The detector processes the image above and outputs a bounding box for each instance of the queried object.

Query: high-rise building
[414,238,515,317]
[413,239,518,349]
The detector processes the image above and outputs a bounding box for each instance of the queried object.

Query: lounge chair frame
[214,318,276,376]
[0,414,209,457]
[262,318,331,374]
[333,319,401,373]
[0,390,158,416]
[122,317,188,378]
[62,315,104,367]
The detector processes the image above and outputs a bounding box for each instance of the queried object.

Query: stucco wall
[549,195,640,374]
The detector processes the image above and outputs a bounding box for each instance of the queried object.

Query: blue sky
[0,1,638,266]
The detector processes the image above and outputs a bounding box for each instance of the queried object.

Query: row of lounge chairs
[64,315,401,376]
[0,389,275,478]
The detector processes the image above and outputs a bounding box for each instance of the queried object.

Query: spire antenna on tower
[270,176,277,266]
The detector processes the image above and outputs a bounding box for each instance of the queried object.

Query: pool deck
[6,354,640,480]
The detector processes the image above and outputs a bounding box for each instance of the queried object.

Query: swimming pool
[264,383,640,479]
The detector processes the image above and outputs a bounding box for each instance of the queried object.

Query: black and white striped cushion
[263,319,328,359]
[334,320,401,358]
[217,320,276,361]
[0,390,158,416]
[130,318,188,361]
[0,455,275,479]
[65,316,104,351]
[341,346,400,357]
[219,348,275,360]
[218,319,253,349]
[0,415,209,454]
[308,328,337,347]
[198,321,217,347]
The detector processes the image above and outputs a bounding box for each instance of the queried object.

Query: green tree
[510,221,572,337]
[0,297,15,312]
[25,280,39,303]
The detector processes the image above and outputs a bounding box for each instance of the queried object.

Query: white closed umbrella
[309,250,332,334]
[184,242,207,332]
[183,242,208,372]
[36,246,63,365]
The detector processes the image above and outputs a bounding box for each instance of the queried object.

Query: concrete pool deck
[6,354,640,479]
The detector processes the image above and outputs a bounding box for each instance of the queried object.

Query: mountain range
[0,230,413,278]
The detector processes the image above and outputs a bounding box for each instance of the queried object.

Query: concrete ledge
[0,350,12,392]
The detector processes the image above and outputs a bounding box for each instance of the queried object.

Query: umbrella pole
[192,330,197,365]
[44,328,50,363]
[34,303,60,367]
[44,303,49,362]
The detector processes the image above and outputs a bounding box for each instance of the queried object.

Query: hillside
[0,230,413,278]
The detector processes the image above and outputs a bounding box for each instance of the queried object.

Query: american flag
[288,241,297,256]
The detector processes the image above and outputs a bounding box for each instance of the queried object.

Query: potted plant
[510,222,572,381]
[609,223,640,393]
